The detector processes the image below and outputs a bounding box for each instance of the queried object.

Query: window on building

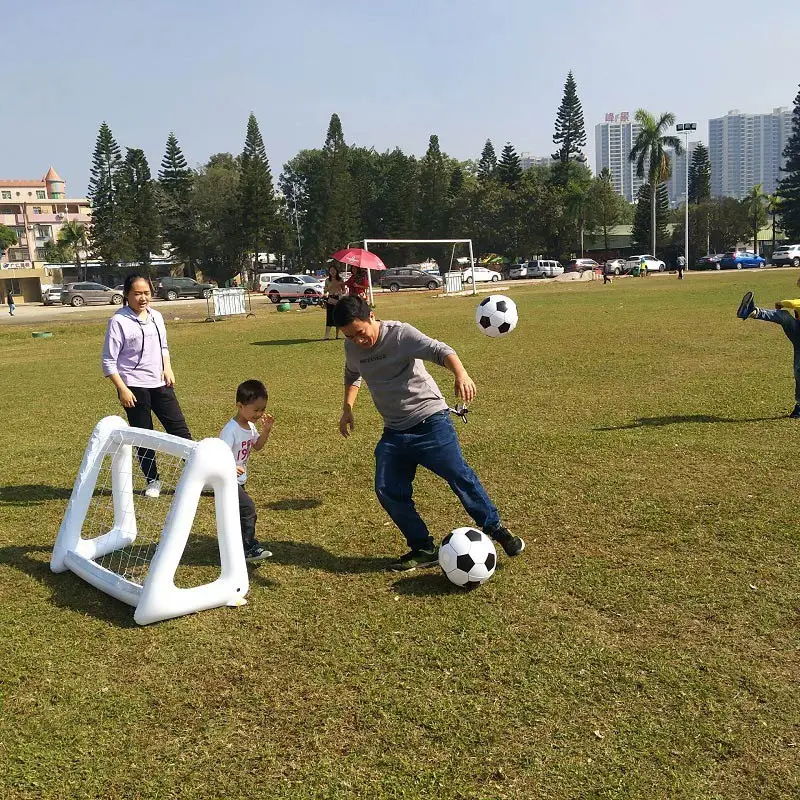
[32,206,41,215]
[7,248,29,262]
[35,248,49,260]
[36,190,46,199]
[1,191,10,200]
[34,225,52,239]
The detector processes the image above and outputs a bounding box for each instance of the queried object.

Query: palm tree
[766,193,782,256]
[629,110,683,256]
[57,220,89,280]
[743,184,768,255]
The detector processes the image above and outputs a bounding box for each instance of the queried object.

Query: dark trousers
[753,308,800,405]
[374,410,500,550]
[238,484,257,548]
[124,385,192,482]
[677,268,684,280]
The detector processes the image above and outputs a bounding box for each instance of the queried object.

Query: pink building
[0,168,91,303]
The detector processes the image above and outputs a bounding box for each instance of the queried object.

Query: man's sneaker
[389,547,439,572]
[486,525,525,557]
[144,480,161,499]
[245,544,273,563]
[737,291,755,320]
[789,405,800,419]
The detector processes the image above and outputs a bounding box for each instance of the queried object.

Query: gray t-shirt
[344,320,456,430]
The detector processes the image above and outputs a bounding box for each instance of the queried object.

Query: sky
[3,0,799,197]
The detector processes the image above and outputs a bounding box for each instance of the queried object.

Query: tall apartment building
[595,112,645,202]
[709,108,792,199]
[519,152,553,171]
[0,168,91,303]
[666,140,701,207]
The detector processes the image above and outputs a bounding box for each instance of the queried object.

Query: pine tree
[117,148,161,272]
[158,132,199,276]
[496,143,522,187]
[551,71,587,183]
[418,134,448,236]
[316,113,357,260]
[778,84,800,241]
[477,139,497,181]
[448,165,464,198]
[239,113,278,271]
[688,142,711,204]
[87,121,123,268]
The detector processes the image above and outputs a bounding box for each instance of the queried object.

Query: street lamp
[676,122,697,271]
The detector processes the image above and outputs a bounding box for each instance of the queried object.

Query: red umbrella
[330,248,387,271]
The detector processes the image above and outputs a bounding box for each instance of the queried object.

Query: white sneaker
[145,480,161,498]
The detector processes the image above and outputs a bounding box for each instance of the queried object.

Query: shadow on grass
[0,484,72,506]
[0,544,140,628]
[391,571,463,596]
[267,540,387,574]
[265,498,322,512]
[251,338,321,346]
[595,414,786,431]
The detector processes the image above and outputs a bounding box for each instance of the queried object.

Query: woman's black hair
[328,264,341,281]
[123,273,150,306]
[332,295,371,327]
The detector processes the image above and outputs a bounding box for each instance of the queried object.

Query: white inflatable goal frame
[51,416,249,625]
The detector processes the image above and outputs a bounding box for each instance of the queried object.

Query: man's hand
[339,407,355,438]
[454,371,476,403]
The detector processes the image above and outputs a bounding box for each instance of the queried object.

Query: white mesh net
[84,441,220,589]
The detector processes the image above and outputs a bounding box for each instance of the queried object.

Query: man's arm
[340,359,362,437]
[443,352,476,403]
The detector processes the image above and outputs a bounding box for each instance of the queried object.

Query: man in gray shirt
[333,295,524,571]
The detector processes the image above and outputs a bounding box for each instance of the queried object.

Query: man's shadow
[251,338,320,347]
[595,414,785,431]
[0,485,72,506]
[266,540,387,574]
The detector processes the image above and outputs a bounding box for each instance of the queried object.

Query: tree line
[50,76,800,281]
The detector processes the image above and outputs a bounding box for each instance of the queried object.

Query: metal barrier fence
[205,288,255,322]
[445,272,463,293]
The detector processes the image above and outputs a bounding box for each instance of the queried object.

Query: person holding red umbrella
[345,266,369,299]
[330,248,387,305]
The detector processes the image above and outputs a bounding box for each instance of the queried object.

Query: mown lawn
[1,271,798,799]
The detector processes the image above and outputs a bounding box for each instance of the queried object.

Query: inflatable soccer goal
[51,416,249,625]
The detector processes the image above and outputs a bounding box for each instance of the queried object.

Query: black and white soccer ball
[438,527,497,587]
[475,295,518,338]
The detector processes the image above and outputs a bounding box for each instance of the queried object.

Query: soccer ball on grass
[475,295,518,337]
[438,527,497,587]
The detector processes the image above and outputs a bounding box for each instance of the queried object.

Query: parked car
[565,258,600,273]
[528,259,564,278]
[624,254,666,273]
[379,267,443,292]
[265,274,324,303]
[257,272,290,292]
[155,276,214,300]
[604,258,628,275]
[508,262,530,279]
[61,282,123,307]
[719,250,765,270]
[461,266,502,284]
[771,244,800,268]
[42,285,63,305]
[695,254,726,270]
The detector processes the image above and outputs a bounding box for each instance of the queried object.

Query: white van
[257,272,289,292]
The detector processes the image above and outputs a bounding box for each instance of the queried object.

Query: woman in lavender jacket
[101,273,192,498]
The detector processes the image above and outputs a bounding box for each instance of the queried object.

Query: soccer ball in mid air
[438,527,497,587]
[475,295,518,337]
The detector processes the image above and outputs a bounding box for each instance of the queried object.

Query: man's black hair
[333,295,371,328]
[236,379,268,405]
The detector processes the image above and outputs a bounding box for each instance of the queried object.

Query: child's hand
[259,414,275,433]
[776,302,784,309]
[236,466,245,476]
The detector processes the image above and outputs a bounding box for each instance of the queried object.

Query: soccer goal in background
[51,416,249,625]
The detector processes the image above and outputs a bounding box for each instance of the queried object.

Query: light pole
[677,122,696,271]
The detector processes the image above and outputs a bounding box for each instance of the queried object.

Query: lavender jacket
[101,306,169,389]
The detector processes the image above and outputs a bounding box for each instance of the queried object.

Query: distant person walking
[7,289,15,316]
[677,255,686,280]
[640,256,647,277]
[323,264,347,340]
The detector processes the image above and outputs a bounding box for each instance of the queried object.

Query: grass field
[1,271,799,799]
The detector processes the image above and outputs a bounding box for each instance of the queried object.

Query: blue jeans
[754,308,800,403]
[374,410,499,549]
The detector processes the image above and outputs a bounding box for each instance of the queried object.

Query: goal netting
[51,416,249,625]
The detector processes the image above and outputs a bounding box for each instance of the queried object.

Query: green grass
[1,272,799,799]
